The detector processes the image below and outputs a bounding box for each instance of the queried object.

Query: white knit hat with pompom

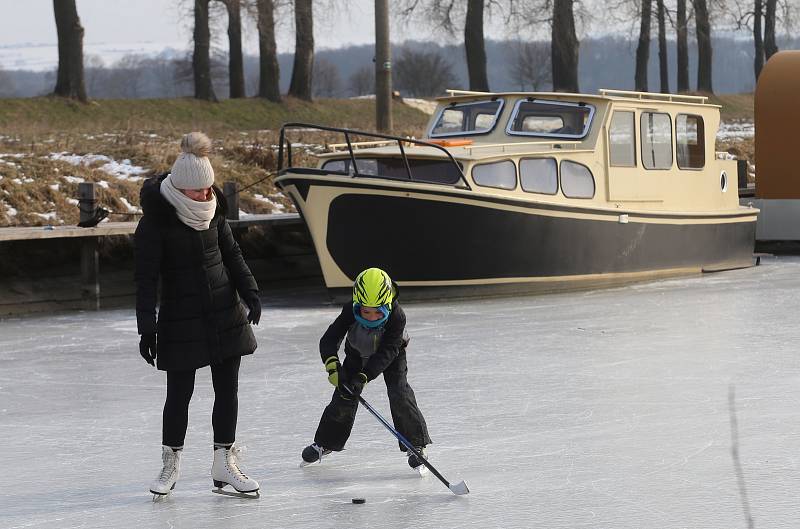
[170,132,215,189]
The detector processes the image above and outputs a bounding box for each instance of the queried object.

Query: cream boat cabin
[275,89,758,297]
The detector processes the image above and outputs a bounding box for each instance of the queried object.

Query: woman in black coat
[135,132,261,500]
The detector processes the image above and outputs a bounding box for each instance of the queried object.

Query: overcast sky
[0,0,516,71]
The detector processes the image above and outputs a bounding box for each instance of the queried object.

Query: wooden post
[78,182,99,310]
[224,181,240,220]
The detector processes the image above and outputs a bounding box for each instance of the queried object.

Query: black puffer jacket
[134,175,258,371]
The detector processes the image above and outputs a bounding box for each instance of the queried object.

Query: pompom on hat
[170,132,215,189]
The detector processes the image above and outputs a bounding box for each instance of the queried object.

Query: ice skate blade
[212,487,260,499]
[448,480,469,495]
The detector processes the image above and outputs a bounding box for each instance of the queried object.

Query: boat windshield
[506,99,594,139]
[429,99,504,137]
[322,157,463,185]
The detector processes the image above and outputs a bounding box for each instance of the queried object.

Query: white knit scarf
[159,174,217,231]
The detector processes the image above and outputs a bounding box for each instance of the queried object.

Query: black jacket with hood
[134,175,257,371]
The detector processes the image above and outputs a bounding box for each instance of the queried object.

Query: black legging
[162,356,241,447]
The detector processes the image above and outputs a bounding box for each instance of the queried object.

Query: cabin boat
[275,89,758,299]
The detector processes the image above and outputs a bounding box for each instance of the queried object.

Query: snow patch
[49,153,149,181]
[254,193,286,212]
[97,180,110,189]
[49,184,59,191]
[62,176,85,184]
[118,197,141,214]
[717,120,754,140]
[33,211,58,221]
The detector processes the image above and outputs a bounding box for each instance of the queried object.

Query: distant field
[0,96,432,135]
[0,93,755,228]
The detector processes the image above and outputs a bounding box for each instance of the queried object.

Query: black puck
[351,498,366,504]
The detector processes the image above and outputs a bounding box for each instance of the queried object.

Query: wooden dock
[0,214,301,242]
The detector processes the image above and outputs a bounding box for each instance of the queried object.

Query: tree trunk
[257,0,281,101]
[288,0,314,100]
[657,0,669,92]
[676,0,689,92]
[464,0,489,92]
[693,0,713,93]
[52,0,87,102]
[224,0,245,98]
[764,0,778,60]
[635,0,652,92]
[193,0,217,101]
[551,0,579,92]
[754,0,764,80]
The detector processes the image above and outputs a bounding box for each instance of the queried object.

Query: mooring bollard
[78,182,100,310]
[223,181,240,221]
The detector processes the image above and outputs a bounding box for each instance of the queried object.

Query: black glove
[342,372,368,398]
[139,332,157,366]
[244,294,261,325]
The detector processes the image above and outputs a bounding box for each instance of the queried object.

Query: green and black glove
[343,372,368,397]
[324,356,340,387]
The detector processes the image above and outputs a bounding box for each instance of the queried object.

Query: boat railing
[598,89,709,105]
[278,122,471,190]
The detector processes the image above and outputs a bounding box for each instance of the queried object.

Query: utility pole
[375,0,392,132]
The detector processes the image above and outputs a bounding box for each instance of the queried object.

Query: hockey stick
[343,386,469,495]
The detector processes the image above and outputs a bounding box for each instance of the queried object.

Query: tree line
[32,0,800,103]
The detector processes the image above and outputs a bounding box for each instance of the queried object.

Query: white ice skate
[150,446,181,500]
[211,444,260,499]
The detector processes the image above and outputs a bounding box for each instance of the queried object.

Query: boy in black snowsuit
[301,267,431,469]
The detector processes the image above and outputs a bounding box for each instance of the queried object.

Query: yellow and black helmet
[352,267,395,308]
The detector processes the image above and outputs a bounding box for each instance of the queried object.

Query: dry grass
[0,94,756,227]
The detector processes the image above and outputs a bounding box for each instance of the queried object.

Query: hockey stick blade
[449,480,470,495]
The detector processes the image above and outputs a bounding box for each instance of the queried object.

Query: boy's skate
[211,444,260,499]
[300,443,332,466]
[150,446,181,501]
[407,446,429,476]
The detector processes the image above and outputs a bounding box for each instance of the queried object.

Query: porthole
[720,170,728,192]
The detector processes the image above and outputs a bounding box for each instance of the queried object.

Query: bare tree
[288,0,314,100]
[0,68,16,97]
[508,41,551,91]
[676,0,689,92]
[393,48,458,97]
[552,0,579,92]
[465,0,490,91]
[635,0,652,92]
[693,0,713,93]
[52,0,87,102]
[397,1,490,91]
[255,0,280,101]
[312,57,341,97]
[193,0,218,101]
[656,0,669,92]
[85,54,105,97]
[764,0,778,59]
[218,0,245,98]
[348,65,374,96]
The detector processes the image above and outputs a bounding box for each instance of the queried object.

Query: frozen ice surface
[1,257,799,528]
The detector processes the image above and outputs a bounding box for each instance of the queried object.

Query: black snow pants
[162,355,241,447]
[313,348,431,451]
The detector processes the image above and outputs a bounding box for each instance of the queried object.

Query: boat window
[608,111,636,167]
[506,99,594,139]
[676,114,705,169]
[640,112,672,169]
[429,99,504,137]
[560,160,595,198]
[472,160,517,190]
[520,158,558,195]
[321,157,463,185]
